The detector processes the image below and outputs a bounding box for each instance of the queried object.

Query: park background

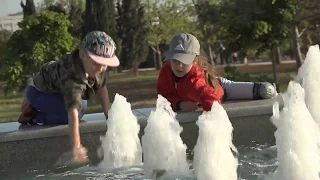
[0,0,318,122]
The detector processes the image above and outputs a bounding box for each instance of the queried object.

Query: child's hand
[55,145,89,167]
[72,145,89,163]
[180,101,199,111]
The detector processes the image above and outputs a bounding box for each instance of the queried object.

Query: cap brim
[86,50,120,67]
[165,52,196,65]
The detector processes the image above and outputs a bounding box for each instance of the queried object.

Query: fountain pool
[0,143,277,180]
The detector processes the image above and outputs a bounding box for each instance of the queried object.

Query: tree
[1,10,78,92]
[39,0,85,39]
[117,0,149,76]
[0,30,11,53]
[143,0,199,69]
[47,3,67,14]
[0,30,12,68]
[132,7,149,76]
[193,0,230,65]
[82,0,98,37]
[38,0,55,8]
[20,0,36,18]
[68,0,85,39]
[82,0,120,58]
[82,0,116,37]
[221,0,298,91]
[291,0,320,68]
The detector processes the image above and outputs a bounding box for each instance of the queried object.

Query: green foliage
[82,0,120,57]
[224,66,271,82]
[224,66,250,81]
[21,0,36,18]
[1,10,78,91]
[194,1,226,45]
[0,29,12,56]
[39,0,55,8]
[145,0,200,46]
[82,0,114,37]
[117,0,149,73]
[81,0,98,38]
[68,0,84,39]
[221,0,298,55]
[47,3,67,14]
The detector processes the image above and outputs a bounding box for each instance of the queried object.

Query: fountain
[295,45,320,127]
[99,93,142,169]
[193,101,238,180]
[141,95,191,179]
[267,81,320,180]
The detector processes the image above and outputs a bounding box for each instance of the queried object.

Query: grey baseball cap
[165,33,200,65]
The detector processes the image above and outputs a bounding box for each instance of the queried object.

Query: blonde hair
[196,56,220,91]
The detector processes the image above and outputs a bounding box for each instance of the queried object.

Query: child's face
[170,59,193,77]
[80,50,107,77]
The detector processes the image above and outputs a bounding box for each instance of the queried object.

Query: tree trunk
[271,46,279,92]
[206,40,215,65]
[289,41,294,59]
[153,50,157,69]
[150,46,158,69]
[117,65,123,73]
[292,23,303,68]
[156,44,162,69]
[107,68,110,76]
[113,67,118,74]
[306,33,313,45]
[132,62,139,77]
[275,46,282,64]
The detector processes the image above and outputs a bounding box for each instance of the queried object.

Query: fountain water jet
[99,93,142,169]
[141,95,191,179]
[193,101,238,180]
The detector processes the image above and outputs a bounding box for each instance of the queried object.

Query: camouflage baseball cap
[165,33,200,65]
[80,31,120,67]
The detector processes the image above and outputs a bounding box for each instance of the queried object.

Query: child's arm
[178,101,199,111]
[61,79,89,163]
[187,77,224,111]
[68,108,81,149]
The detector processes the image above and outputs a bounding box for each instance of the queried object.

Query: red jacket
[157,62,224,112]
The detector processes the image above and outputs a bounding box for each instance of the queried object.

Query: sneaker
[18,101,39,125]
[253,82,277,99]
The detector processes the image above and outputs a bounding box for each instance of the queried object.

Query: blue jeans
[26,86,87,125]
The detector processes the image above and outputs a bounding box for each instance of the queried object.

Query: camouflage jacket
[32,49,108,112]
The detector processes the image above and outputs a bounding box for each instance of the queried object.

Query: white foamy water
[294,45,320,127]
[193,101,238,180]
[268,81,320,180]
[141,95,191,179]
[99,93,142,169]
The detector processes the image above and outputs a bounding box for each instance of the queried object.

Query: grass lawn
[0,66,297,124]
[0,70,160,123]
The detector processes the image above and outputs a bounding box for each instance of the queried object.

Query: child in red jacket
[157,33,224,112]
[157,33,277,112]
